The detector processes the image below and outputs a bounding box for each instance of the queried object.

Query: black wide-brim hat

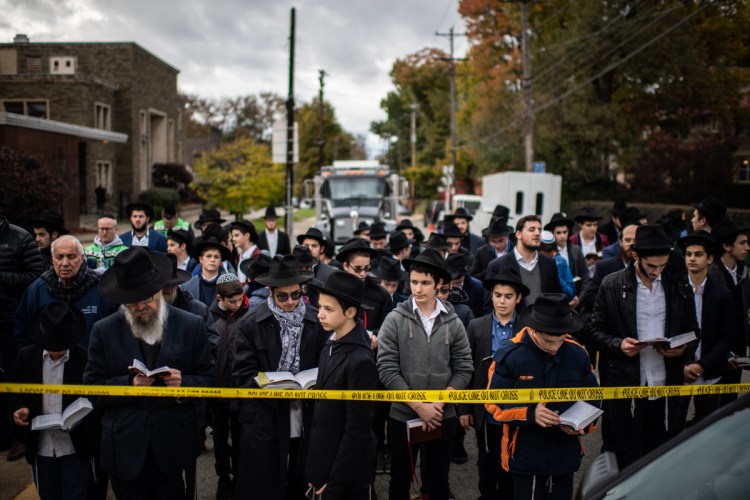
[519,293,584,334]
[30,301,84,351]
[368,223,388,240]
[192,236,233,262]
[167,229,194,253]
[492,204,511,220]
[692,196,726,222]
[574,206,602,223]
[451,207,474,221]
[395,219,415,231]
[308,270,372,309]
[100,247,174,304]
[125,202,155,221]
[372,256,408,282]
[29,210,69,235]
[677,230,719,257]
[424,232,449,251]
[483,269,530,297]
[263,206,279,219]
[240,252,273,280]
[353,222,371,235]
[292,245,315,267]
[485,217,514,238]
[231,220,258,241]
[297,227,327,246]
[631,224,673,252]
[255,255,314,287]
[194,209,226,230]
[544,212,574,232]
[619,206,649,229]
[387,231,414,253]
[335,237,379,262]
[403,248,451,284]
[164,253,193,288]
[446,252,468,280]
[710,218,749,246]
[443,223,464,239]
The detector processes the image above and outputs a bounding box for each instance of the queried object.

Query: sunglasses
[349,265,372,274]
[274,291,302,302]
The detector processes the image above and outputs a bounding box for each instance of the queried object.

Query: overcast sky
[1,0,469,157]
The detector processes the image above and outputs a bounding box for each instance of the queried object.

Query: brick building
[0,34,184,218]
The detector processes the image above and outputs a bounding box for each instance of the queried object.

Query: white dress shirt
[131,231,149,247]
[514,248,538,272]
[265,230,279,256]
[38,350,76,458]
[636,273,667,392]
[412,297,448,337]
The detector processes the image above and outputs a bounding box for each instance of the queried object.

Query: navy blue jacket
[119,229,168,253]
[486,328,600,476]
[460,273,485,319]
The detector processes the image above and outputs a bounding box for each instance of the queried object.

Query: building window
[1,99,48,118]
[50,56,77,75]
[96,161,113,194]
[739,157,750,184]
[94,103,111,130]
[26,56,42,73]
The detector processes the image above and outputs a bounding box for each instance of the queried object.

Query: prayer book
[31,397,93,431]
[128,358,171,378]
[637,331,697,348]
[735,356,750,368]
[407,418,442,444]
[254,368,318,390]
[559,401,603,431]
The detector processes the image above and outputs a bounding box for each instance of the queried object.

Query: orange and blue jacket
[485,328,600,476]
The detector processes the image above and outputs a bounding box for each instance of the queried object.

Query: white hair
[50,234,84,255]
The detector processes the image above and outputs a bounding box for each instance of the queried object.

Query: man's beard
[131,221,147,233]
[120,296,168,345]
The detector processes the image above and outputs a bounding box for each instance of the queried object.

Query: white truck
[303,161,410,245]
[475,171,562,229]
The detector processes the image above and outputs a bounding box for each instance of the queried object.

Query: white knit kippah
[216,273,239,285]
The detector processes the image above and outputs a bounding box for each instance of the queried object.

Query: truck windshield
[327,177,386,207]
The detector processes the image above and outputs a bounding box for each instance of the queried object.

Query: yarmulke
[217,273,239,285]
[541,230,555,245]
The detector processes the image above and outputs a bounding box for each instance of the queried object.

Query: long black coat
[12,345,99,464]
[304,321,378,490]
[258,230,292,257]
[232,301,328,499]
[483,252,562,314]
[83,306,215,481]
[362,276,394,333]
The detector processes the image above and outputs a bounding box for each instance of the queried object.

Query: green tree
[191,137,284,217]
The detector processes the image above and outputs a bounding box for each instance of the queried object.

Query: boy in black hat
[166,229,197,273]
[470,218,514,280]
[570,206,609,258]
[30,210,68,268]
[304,271,379,499]
[194,209,226,234]
[372,256,408,306]
[459,269,529,500]
[240,252,272,308]
[230,220,261,284]
[588,225,698,468]
[180,237,232,307]
[12,301,95,500]
[486,293,600,500]
[368,223,389,250]
[450,207,484,255]
[119,202,168,252]
[691,196,726,233]
[257,206,291,257]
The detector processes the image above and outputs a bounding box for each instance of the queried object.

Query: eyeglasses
[349,265,371,274]
[439,286,451,294]
[274,291,302,302]
[124,296,154,307]
[98,227,115,231]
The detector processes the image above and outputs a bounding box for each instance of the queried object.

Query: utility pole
[317,69,326,168]
[520,1,533,172]
[285,7,295,238]
[410,103,418,169]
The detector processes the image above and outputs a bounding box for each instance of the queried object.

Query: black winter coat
[304,321,378,490]
[586,262,698,387]
[0,217,43,324]
[362,275,393,333]
[708,263,750,353]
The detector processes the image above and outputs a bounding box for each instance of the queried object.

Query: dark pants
[34,453,90,500]
[719,369,742,406]
[388,416,458,500]
[604,397,681,469]
[511,473,573,500]
[320,480,371,500]
[476,421,513,499]
[0,321,16,446]
[212,405,241,477]
[110,447,185,500]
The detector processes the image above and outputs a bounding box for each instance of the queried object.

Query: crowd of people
[0,186,748,500]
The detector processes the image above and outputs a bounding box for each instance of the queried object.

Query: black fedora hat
[297,227,327,246]
[492,205,512,220]
[611,201,628,217]
[125,202,155,221]
[240,252,273,281]
[631,225,672,252]
[443,223,464,239]
[372,256,407,282]
[335,237,379,262]
[692,196,726,222]
[292,245,315,267]
[711,218,749,246]
[192,236,232,262]
[231,220,258,241]
[368,222,388,240]
[164,252,193,287]
[424,232,449,251]
[619,207,648,229]
[452,207,473,221]
[483,268,530,297]
[403,248,451,284]
[100,247,173,304]
[445,253,468,280]
[309,270,369,308]
[353,222,370,236]
[574,206,602,223]
[519,293,584,334]
[194,209,226,230]
[677,230,719,257]
[263,206,279,219]
[167,229,194,253]
[395,219,416,231]
[485,217,513,238]
[388,231,413,253]
[544,212,574,232]
[255,255,314,287]
[30,210,69,235]
[29,301,84,351]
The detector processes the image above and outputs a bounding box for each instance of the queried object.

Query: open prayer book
[128,359,171,378]
[559,401,603,431]
[31,397,93,431]
[254,368,318,390]
[735,356,750,368]
[407,418,442,444]
[636,331,697,349]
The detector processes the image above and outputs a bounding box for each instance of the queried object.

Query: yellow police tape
[1,383,749,403]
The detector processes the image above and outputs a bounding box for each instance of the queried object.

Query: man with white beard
[84,247,215,498]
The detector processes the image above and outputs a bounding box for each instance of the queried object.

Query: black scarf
[43,265,100,303]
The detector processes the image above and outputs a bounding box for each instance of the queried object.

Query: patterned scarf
[43,265,99,303]
[267,295,306,374]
